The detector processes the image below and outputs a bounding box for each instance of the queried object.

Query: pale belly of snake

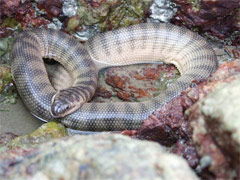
[11,23,217,131]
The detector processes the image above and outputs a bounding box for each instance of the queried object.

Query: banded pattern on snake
[11,23,217,131]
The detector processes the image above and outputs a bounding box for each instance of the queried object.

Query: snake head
[51,89,83,118]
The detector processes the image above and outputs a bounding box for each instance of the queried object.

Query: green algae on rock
[0,37,14,64]
[0,133,198,180]
[0,65,17,105]
[0,122,68,153]
[76,0,152,32]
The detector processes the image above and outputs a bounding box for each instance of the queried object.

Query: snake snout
[51,100,72,118]
[51,89,83,118]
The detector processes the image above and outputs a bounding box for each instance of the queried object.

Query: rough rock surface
[0,132,18,147]
[137,59,240,177]
[172,0,240,44]
[0,133,198,180]
[188,76,240,179]
[0,122,68,155]
[0,65,17,104]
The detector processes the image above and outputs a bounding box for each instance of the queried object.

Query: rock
[172,0,240,44]
[69,0,153,40]
[171,140,199,168]
[93,63,179,103]
[37,0,63,19]
[136,60,240,175]
[0,133,198,180]
[0,132,18,147]
[0,65,17,104]
[62,0,77,17]
[0,122,68,154]
[188,76,240,179]
[148,0,177,22]
[76,0,152,31]
[138,97,187,146]
[0,37,14,64]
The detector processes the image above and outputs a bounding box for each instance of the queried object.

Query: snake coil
[11,23,217,131]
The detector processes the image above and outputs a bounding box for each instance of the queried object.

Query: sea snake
[11,23,217,131]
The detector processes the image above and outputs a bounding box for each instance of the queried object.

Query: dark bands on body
[11,23,217,131]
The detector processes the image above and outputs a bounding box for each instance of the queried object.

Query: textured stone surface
[172,0,240,44]
[0,122,68,153]
[188,76,240,179]
[0,133,198,180]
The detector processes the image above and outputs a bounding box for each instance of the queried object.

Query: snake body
[11,23,217,131]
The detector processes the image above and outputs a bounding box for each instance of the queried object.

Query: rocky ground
[0,0,239,179]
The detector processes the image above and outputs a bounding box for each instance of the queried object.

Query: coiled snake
[11,23,217,131]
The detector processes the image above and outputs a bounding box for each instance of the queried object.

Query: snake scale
[11,23,217,131]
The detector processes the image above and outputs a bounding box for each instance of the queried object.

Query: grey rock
[0,133,198,180]
[73,25,100,41]
[148,0,177,22]
[47,18,63,30]
[62,0,78,17]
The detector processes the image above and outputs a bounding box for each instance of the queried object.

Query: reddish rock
[0,1,49,38]
[189,110,233,180]
[136,60,240,177]
[171,140,199,168]
[142,67,159,80]
[94,86,112,99]
[121,130,138,137]
[117,91,131,101]
[37,0,63,19]
[135,88,151,98]
[138,97,188,146]
[0,0,20,17]
[15,2,49,28]
[232,48,240,59]
[172,0,240,43]
[106,75,126,89]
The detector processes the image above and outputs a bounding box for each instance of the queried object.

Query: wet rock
[66,15,80,31]
[0,133,198,180]
[68,0,153,40]
[0,37,14,64]
[171,139,199,168]
[148,0,177,22]
[138,97,188,146]
[74,0,152,33]
[73,24,100,41]
[15,2,48,28]
[62,0,77,17]
[0,65,17,105]
[37,0,63,19]
[0,1,49,38]
[0,122,68,154]
[214,45,240,63]
[0,0,21,18]
[93,63,179,103]
[172,0,240,44]
[0,132,18,147]
[188,76,240,179]
[47,17,63,30]
[136,60,240,173]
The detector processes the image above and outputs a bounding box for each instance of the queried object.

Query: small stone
[148,0,177,22]
[62,0,77,17]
